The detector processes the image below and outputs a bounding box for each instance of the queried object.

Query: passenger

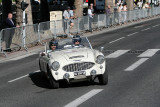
[72,35,82,47]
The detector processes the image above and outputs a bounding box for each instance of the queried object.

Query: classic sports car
[39,37,108,89]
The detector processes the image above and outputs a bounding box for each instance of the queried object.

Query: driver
[48,39,58,52]
[41,39,58,56]
[72,35,82,47]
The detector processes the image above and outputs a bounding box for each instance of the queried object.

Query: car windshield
[46,37,92,51]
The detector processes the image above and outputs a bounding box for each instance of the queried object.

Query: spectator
[106,5,111,28]
[63,6,73,34]
[90,3,94,14]
[143,2,151,17]
[33,0,40,5]
[69,6,77,29]
[143,2,151,9]
[122,2,127,24]
[117,4,122,24]
[3,13,17,52]
[137,0,143,9]
[70,6,77,19]
[88,5,94,32]
[52,0,57,5]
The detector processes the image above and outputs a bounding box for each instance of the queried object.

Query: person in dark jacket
[3,13,16,52]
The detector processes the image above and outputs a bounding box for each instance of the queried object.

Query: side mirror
[40,52,46,56]
[100,47,104,52]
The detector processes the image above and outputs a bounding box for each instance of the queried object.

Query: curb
[84,16,160,37]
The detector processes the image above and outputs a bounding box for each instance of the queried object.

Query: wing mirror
[41,52,46,56]
[100,47,104,52]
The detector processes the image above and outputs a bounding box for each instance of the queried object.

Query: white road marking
[109,37,125,44]
[152,24,160,28]
[9,53,37,61]
[127,32,139,37]
[8,74,29,83]
[138,49,160,57]
[141,28,150,31]
[8,70,40,83]
[105,50,130,58]
[134,25,144,28]
[124,58,149,71]
[64,89,103,107]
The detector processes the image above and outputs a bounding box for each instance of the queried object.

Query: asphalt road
[1,18,160,107]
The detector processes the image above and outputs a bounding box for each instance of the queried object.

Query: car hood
[50,48,95,62]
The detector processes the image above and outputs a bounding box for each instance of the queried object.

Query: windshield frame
[46,37,92,52]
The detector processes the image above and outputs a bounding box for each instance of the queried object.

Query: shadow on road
[29,72,99,89]
[29,72,50,89]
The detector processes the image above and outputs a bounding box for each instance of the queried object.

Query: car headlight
[96,55,105,64]
[52,61,60,71]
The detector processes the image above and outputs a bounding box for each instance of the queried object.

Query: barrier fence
[0,7,160,57]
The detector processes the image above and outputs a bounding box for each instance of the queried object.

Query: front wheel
[98,68,108,85]
[47,69,59,89]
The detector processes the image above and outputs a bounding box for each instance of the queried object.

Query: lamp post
[21,0,28,48]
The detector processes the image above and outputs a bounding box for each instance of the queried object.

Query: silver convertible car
[39,37,108,89]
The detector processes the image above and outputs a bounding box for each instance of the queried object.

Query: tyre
[98,68,108,85]
[39,61,46,79]
[47,68,59,89]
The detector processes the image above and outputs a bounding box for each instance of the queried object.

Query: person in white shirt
[63,6,73,34]
[143,2,151,9]
[88,5,94,32]
[63,6,76,35]
[122,2,127,24]
[117,4,122,24]
[137,0,143,9]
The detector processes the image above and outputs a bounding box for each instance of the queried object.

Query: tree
[15,0,33,26]
[74,0,83,17]
[40,0,49,22]
[2,0,12,23]
[125,0,134,11]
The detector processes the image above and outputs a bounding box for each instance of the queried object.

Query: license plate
[74,71,86,76]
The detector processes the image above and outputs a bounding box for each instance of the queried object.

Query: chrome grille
[63,62,95,72]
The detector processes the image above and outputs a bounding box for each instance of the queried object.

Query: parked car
[39,37,108,89]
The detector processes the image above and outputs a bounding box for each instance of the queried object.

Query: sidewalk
[0,15,160,63]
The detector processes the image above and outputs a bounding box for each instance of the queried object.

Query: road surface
[0,18,160,107]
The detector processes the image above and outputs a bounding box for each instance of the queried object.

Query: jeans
[89,17,93,31]
[106,15,110,27]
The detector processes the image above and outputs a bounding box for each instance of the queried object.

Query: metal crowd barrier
[0,27,22,51]
[38,21,55,42]
[25,24,39,48]
[55,19,69,37]
[1,7,160,57]
[77,16,89,32]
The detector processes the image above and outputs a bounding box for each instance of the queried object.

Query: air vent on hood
[69,55,84,59]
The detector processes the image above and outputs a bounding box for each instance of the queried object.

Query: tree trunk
[25,0,33,25]
[105,0,114,12]
[126,0,134,11]
[15,0,33,26]
[15,0,22,26]
[74,0,83,17]
[40,0,50,22]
